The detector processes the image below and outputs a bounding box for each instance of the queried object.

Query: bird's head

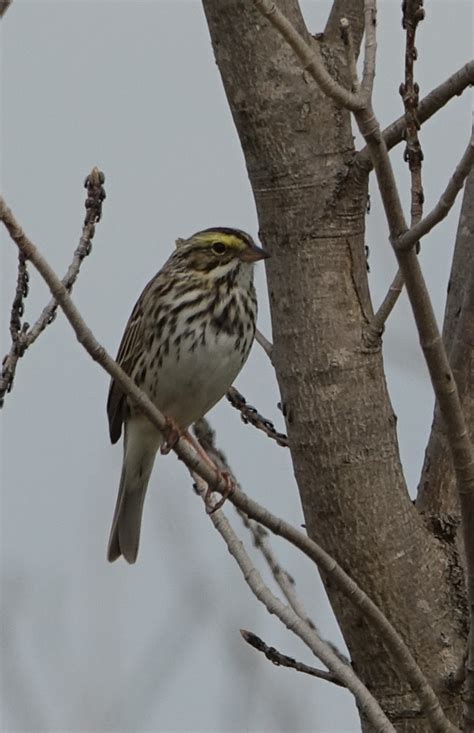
[173,227,269,276]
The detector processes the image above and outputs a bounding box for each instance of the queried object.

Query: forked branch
[192,473,394,730]
[252,0,472,727]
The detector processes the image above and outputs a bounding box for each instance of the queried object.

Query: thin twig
[361,0,376,98]
[0,254,29,406]
[396,133,474,251]
[240,629,346,687]
[25,168,106,346]
[0,195,456,731]
[0,168,105,408]
[366,270,404,345]
[368,0,425,339]
[255,327,274,362]
[195,417,349,664]
[356,60,474,172]
[0,0,12,18]
[226,386,289,447]
[192,473,394,731]
[340,18,359,94]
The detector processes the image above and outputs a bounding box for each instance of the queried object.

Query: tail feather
[108,416,162,564]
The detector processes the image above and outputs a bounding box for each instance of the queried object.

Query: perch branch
[192,472,394,730]
[194,417,348,663]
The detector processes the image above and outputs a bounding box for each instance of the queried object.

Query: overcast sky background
[1,1,472,731]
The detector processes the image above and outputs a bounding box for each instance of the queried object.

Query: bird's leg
[160,416,184,455]
[205,471,235,514]
[181,431,236,513]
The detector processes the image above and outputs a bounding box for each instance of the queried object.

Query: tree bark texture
[202,1,466,729]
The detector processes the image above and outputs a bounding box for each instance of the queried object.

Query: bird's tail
[107,416,162,564]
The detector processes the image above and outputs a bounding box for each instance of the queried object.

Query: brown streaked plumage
[107,227,269,563]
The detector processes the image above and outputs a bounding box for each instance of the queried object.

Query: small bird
[106,227,269,563]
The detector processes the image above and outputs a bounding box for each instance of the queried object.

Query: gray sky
[1,1,472,731]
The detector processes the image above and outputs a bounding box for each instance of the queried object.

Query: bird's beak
[240,243,271,262]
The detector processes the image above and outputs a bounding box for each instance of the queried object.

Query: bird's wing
[107,279,154,444]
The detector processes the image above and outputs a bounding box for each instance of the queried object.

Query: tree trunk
[202,1,466,728]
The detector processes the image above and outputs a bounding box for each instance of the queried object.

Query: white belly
[151,327,251,428]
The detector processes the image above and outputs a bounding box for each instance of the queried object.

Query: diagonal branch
[240,629,345,687]
[0,193,455,732]
[192,473,394,731]
[0,0,12,19]
[396,133,474,251]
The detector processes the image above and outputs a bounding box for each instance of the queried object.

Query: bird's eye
[211,241,226,255]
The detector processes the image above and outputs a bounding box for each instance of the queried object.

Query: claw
[161,416,183,454]
[205,471,235,514]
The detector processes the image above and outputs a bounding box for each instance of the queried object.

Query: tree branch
[0,191,456,731]
[240,629,346,687]
[0,0,12,19]
[367,0,426,338]
[356,60,474,172]
[194,417,349,664]
[226,387,289,447]
[360,0,376,98]
[0,168,105,408]
[396,133,474,251]
[255,327,274,362]
[192,472,394,731]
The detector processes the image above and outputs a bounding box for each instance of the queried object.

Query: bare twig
[356,60,474,172]
[368,0,425,339]
[226,386,289,447]
[0,0,12,18]
[366,270,404,344]
[0,196,456,731]
[25,168,106,346]
[195,417,349,664]
[193,473,394,731]
[0,168,105,408]
[255,327,274,361]
[361,0,376,98]
[340,18,359,93]
[396,133,474,251]
[0,254,29,406]
[240,629,345,687]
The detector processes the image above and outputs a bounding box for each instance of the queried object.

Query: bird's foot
[161,417,183,454]
[205,471,235,514]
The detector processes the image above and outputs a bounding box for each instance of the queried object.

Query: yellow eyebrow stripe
[194,232,246,250]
